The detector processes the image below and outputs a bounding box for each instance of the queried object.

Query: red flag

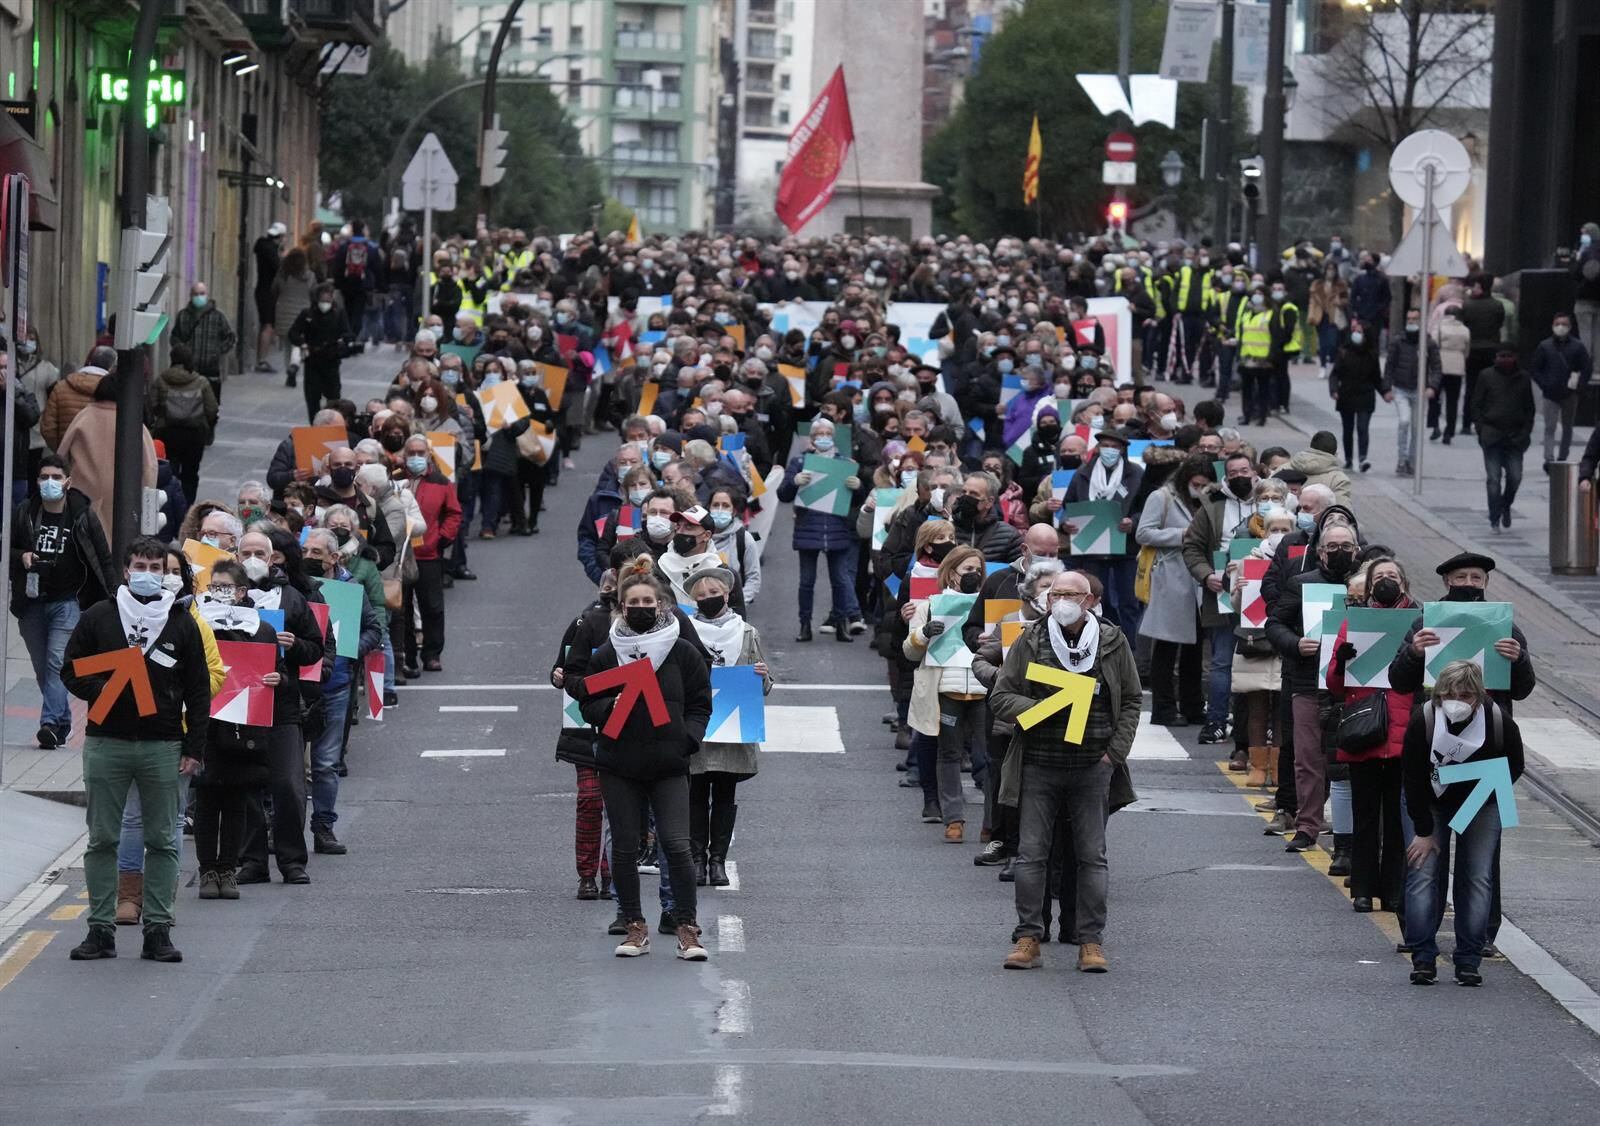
[775,66,855,234]
[212,641,277,727]
[364,651,387,720]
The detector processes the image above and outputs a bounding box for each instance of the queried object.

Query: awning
[0,111,59,231]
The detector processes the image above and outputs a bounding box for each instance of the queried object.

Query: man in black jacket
[62,536,213,964]
[11,454,118,748]
[288,282,352,423]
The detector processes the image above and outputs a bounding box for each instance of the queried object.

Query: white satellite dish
[1387,130,1472,209]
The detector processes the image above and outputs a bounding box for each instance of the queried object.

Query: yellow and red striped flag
[1022,114,1041,206]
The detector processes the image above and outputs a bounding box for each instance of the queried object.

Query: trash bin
[1549,462,1598,575]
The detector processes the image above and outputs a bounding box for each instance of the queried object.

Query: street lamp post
[1161,150,1185,189]
[478,0,528,226]
[1258,0,1290,267]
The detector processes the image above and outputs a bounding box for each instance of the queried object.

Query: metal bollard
[1548,462,1598,575]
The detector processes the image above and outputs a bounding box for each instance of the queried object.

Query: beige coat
[56,402,157,535]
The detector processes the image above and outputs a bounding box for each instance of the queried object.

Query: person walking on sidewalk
[1530,311,1593,470]
[10,454,117,748]
[149,344,219,505]
[1328,322,1385,473]
[62,536,212,965]
[1385,307,1441,476]
[1458,276,1506,439]
[993,569,1141,973]
[1431,306,1471,444]
[1471,345,1536,533]
[170,282,237,404]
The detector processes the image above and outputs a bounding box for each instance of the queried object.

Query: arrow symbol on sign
[1435,757,1518,835]
[584,660,670,739]
[72,647,157,725]
[1014,662,1097,745]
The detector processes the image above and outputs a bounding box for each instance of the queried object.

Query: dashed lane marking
[420,749,507,758]
[716,915,745,953]
[438,705,520,713]
[762,706,845,753]
[1129,714,1193,759]
[47,904,86,921]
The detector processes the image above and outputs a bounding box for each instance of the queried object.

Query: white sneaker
[676,924,708,961]
[615,920,651,957]
[818,622,836,634]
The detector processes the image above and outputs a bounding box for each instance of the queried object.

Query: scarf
[657,548,721,602]
[609,614,681,670]
[248,585,283,611]
[199,596,261,635]
[690,611,747,667]
[909,559,940,581]
[1046,610,1100,674]
[1087,456,1126,501]
[116,587,175,653]
[1428,701,1487,798]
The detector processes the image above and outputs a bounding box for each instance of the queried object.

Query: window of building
[779,73,791,91]
[570,25,583,48]
[747,29,777,59]
[568,67,583,100]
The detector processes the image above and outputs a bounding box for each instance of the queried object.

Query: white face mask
[1051,598,1084,627]
[161,573,184,594]
[644,515,674,542]
[241,556,271,582]
[419,395,438,413]
[1439,699,1475,724]
[1159,411,1179,431]
[929,486,947,511]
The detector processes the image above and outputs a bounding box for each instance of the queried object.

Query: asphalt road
[1,351,1599,1124]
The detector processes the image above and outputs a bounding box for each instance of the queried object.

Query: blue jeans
[1206,623,1235,725]
[310,668,352,828]
[1403,799,1501,970]
[1084,556,1141,641]
[1482,443,1524,522]
[1317,321,1341,367]
[382,637,396,693]
[796,546,860,626]
[1330,777,1353,834]
[16,597,79,729]
[117,772,191,873]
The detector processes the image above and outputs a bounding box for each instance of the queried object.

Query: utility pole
[110,0,163,555]
[1212,0,1235,243]
[478,0,527,227]
[1113,0,1133,220]
[1257,0,1288,268]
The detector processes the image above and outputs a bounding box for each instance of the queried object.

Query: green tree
[320,42,602,235]
[925,0,1220,239]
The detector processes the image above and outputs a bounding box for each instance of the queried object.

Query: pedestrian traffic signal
[114,196,172,349]
[480,115,509,189]
[1107,200,1128,231]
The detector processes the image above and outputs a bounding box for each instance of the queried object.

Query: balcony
[614,87,685,112]
[615,29,684,51]
[748,0,777,27]
[229,0,379,47]
[745,77,774,94]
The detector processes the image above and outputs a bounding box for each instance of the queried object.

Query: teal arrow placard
[1061,500,1126,555]
[795,453,859,517]
[1436,757,1518,834]
[1422,601,1513,690]
[1341,607,1415,689]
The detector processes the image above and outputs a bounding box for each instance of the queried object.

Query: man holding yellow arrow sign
[990,570,1142,973]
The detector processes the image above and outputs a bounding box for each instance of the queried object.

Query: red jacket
[1325,599,1416,763]
[408,473,462,560]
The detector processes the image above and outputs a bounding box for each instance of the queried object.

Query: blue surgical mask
[1080,355,1097,370]
[813,436,835,452]
[1098,447,1122,467]
[709,510,734,531]
[191,294,208,309]
[997,358,1014,374]
[38,479,65,502]
[441,369,460,387]
[405,455,429,475]
[201,534,224,550]
[127,571,163,597]
[482,373,503,387]
[1297,512,1316,532]
[1025,354,1043,368]
[996,335,1012,347]
[651,451,672,468]
[627,486,652,505]
[1350,331,1364,345]
[900,469,918,488]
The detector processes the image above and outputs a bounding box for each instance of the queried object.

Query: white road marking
[437,705,519,713]
[762,706,845,753]
[716,915,745,953]
[419,749,507,758]
[717,980,752,1035]
[1497,921,1600,1038]
[706,1065,745,1116]
[722,861,741,892]
[0,834,85,952]
[1128,714,1192,760]
[1521,717,1600,770]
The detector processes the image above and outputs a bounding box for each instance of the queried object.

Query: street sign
[1103,161,1137,186]
[1387,208,1468,277]
[402,133,458,212]
[1106,132,1137,162]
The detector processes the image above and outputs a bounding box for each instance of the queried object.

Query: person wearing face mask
[1399,660,1525,987]
[170,281,237,403]
[1327,321,1385,473]
[1470,345,1537,533]
[685,566,771,887]
[477,359,552,538]
[62,538,215,964]
[1002,346,1053,448]
[578,444,649,584]
[1234,287,1276,426]
[567,561,713,961]
[992,569,1141,973]
[703,486,761,605]
[315,447,398,570]
[1428,305,1471,443]
[11,453,118,749]
[1326,557,1418,915]
[1027,434,1088,524]
[1136,456,1210,728]
[1265,523,1363,852]
[396,435,462,675]
[1017,409,1063,500]
[149,342,218,505]
[321,504,392,707]
[904,546,990,844]
[1530,312,1593,468]
[288,283,353,423]
[16,327,61,476]
[1229,505,1293,796]
[656,507,748,615]
[777,419,864,643]
[1062,429,1144,638]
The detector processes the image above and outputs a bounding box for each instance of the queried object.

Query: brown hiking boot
[115,872,142,926]
[1077,943,1109,973]
[1246,746,1269,787]
[676,923,709,961]
[614,919,650,957]
[944,821,964,843]
[1004,936,1042,970]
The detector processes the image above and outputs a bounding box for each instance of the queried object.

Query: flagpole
[851,143,867,234]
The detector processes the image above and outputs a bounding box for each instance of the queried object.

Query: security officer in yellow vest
[1159,246,1214,385]
[1212,266,1250,402]
[493,229,535,292]
[1236,285,1276,427]
[1267,278,1302,417]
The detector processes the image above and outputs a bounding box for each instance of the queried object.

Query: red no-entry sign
[1105,132,1137,162]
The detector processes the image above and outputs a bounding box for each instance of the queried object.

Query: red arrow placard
[72,647,157,724]
[585,660,670,739]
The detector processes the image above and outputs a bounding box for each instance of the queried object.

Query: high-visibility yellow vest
[1171,265,1211,315]
[459,281,484,323]
[1277,301,1301,355]
[1239,309,1273,360]
[498,249,533,291]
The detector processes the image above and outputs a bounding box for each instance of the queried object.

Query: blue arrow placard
[707,665,765,743]
[1435,757,1518,834]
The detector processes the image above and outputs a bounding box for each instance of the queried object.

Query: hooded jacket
[1287,448,1353,506]
[1471,359,1536,451]
[40,368,105,450]
[9,489,118,613]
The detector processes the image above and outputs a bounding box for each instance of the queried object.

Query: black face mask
[928,540,955,562]
[1059,454,1083,470]
[624,606,658,632]
[951,494,980,529]
[1036,425,1061,446]
[331,527,353,547]
[1226,477,1254,499]
[958,571,982,594]
[598,590,617,609]
[672,533,701,556]
[696,595,727,619]
[380,432,406,453]
[1442,584,1485,602]
[1369,577,1402,607]
[330,467,357,490]
[1320,548,1357,579]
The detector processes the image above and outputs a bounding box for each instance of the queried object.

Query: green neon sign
[96,69,187,127]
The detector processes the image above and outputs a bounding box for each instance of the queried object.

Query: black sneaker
[312,825,347,855]
[69,924,117,961]
[140,925,182,963]
[795,624,813,643]
[235,864,271,885]
[657,910,677,935]
[998,858,1016,883]
[1197,722,1230,744]
[607,911,629,936]
[920,802,941,824]
[36,724,60,749]
[1454,965,1482,987]
[280,865,311,885]
[1409,961,1437,985]
[383,690,399,708]
[1283,833,1317,852]
[452,568,479,581]
[973,840,1008,866]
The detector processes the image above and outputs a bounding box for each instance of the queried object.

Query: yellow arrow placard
[1014,662,1096,745]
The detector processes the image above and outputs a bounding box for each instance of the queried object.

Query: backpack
[163,383,208,430]
[344,239,368,281]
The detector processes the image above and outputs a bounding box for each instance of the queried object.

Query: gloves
[1335,642,1357,662]
[924,620,946,638]
[795,471,816,487]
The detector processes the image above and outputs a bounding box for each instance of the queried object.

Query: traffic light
[1107,199,1128,233]
[113,196,172,349]
[480,113,509,189]
[1239,156,1263,202]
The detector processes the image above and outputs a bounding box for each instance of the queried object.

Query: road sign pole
[1413,165,1435,498]
[421,144,434,327]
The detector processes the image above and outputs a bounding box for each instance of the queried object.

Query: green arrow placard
[794,453,859,517]
[1061,500,1126,556]
[1423,601,1513,690]
[1339,607,1414,689]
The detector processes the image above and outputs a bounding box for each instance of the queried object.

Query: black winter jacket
[9,490,117,613]
[574,634,712,782]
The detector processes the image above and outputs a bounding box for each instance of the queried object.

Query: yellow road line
[0,931,55,992]
[47,904,87,921]
[76,890,88,900]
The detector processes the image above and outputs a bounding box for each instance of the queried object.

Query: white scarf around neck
[1087,455,1127,501]
[690,612,746,666]
[1046,610,1101,674]
[610,614,681,670]
[1428,701,1487,797]
[199,596,261,635]
[248,586,283,611]
[116,587,175,653]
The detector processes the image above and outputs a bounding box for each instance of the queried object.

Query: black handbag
[1335,691,1390,753]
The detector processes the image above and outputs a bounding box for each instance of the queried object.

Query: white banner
[1159,1,1218,83]
[1233,1,1272,86]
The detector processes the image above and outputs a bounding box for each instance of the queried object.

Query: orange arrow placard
[637,381,661,418]
[291,425,348,475]
[182,538,233,593]
[1014,662,1096,745]
[584,660,670,739]
[537,362,569,410]
[72,647,157,724]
